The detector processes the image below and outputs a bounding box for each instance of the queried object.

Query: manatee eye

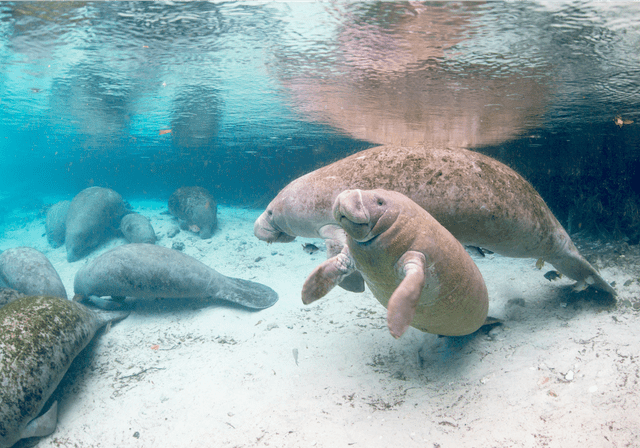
[267,210,273,216]
[377,198,384,206]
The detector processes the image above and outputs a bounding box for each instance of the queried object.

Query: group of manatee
[45,185,218,260]
[255,144,616,338]
[0,186,274,448]
[0,143,615,447]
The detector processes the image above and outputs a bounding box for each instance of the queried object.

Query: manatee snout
[253,212,296,243]
[333,190,375,242]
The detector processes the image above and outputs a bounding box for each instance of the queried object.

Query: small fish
[468,246,494,257]
[189,224,201,233]
[159,129,172,135]
[544,270,563,281]
[302,243,319,255]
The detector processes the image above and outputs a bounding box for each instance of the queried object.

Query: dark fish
[302,243,319,255]
[467,246,494,257]
[544,270,562,281]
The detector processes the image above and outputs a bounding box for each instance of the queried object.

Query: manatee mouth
[339,216,374,242]
[254,226,296,243]
[254,217,296,243]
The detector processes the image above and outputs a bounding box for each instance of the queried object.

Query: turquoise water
[1,1,639,237]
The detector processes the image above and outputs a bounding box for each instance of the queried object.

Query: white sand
[2,199,639,448]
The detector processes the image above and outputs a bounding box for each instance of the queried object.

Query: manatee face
[333,189,400,243]
[253,202,297,243]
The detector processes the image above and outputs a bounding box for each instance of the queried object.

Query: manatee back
[65,187,128,262]
[0,247,67,299]
[0,296,126,447]
[74,243,222,299]
[120,213,157,244]
[45,200,71,248]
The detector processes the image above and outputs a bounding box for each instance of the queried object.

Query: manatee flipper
[324,235,365,293]
[21,401,58,439]
[387,251,427,339]
[303,252,356,304]
[338,272,365,293]
[215,277,279,309]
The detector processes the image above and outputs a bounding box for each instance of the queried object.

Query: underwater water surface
[0,1,639,238]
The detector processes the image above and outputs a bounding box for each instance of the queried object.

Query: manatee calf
[45,200,70,248]
[303,189,489,338]
[120,213,157,244]
[0,247,67,299]
[168,186,217,239]
[255,144,615,296]
[65,187,129,262]
[74,243,278,309]
[0,296,128,448]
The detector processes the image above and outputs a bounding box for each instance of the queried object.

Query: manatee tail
[548,250,616,296]
[215,277,279,309]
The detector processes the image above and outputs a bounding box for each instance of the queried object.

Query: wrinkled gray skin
[45,200,70,248]
[0,288,25,309]
[74,243,278,309]
[168,186,217,239]
[0,296,128,448]
[65,187,129,262]
[120,213,157,244]
[0,247,67,299]
[254,144,616,296]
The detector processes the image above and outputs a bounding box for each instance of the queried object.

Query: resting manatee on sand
[0,296,128,448]
[45,200,70,248]
[0,247,67,299]
[74,243,278,310]
[65,187,129,262]
[120,212,157,244]
[303,189,489,338]
[255,144,615,296]
[168,186,217,239]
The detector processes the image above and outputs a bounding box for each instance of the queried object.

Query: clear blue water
[1,1,639,237]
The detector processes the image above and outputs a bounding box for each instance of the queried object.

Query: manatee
[0,295,128,448]
[45,200,70,248]
[65,187,129,262]
[120,213,156,244]
[303,189,489,338]
[255,144,615,296]
[0,288,25,309]
[0,247,67,299]
[168,186,217,239]
[73,243,278,309]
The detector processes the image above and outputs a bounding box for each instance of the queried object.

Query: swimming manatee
[65,187,129,262]
[0,247,67,299]
[303,189,489,338]
[74,243,278,309]
[0,296,128,448]
[255,144,615,296]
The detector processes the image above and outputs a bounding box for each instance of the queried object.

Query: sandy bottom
[2,199,640,448]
